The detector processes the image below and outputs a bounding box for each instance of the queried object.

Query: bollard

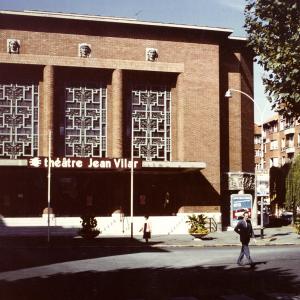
[260,227,264,239]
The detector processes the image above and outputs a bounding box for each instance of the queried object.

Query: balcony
[286,147,295,154]
[284,127,295,135]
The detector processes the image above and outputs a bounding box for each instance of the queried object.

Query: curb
[0,242,298,249]
[152,242,299,248]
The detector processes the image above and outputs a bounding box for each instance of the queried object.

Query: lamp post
[130,115,134,239]
[225,88,265,238]
[47,130,52,243]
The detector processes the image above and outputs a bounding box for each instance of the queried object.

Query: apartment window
[254,135,261,145]
[286,134,294,148]
[270,140,278,150]
[287,152,294,161]
[298,133,300,146]
[269,157,279,168]
[285,117,294,129]
[279,119,284,131]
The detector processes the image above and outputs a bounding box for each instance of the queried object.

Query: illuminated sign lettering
[28,157,142,169]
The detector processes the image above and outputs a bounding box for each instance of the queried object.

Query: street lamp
[130,115,134,239]
[225,88,265,238]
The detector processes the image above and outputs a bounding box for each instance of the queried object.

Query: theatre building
[0,10,254,232]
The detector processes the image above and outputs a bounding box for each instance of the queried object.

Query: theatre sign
[28,157,142,169]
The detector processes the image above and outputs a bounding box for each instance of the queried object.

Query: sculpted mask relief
[146,48,158,61]
[79,43,91,58]
[7,39,20,54]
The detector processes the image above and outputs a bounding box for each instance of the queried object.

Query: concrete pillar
[176,73,185,161]
[111,69,123,157]
[40,65,54,156]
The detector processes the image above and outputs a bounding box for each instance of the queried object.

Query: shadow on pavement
[0,236,167,272]
[0,263,299,300]
[271,233,292,237]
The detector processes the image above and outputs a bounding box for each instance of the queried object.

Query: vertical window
[0,83,39,158]
[131,88,171,161]
[65,85,107,157]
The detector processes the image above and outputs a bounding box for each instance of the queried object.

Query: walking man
[234,211,256,266]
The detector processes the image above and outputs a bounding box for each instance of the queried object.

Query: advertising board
[230,194,253,227]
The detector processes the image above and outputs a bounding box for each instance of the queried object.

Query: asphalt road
[0,244,299,299]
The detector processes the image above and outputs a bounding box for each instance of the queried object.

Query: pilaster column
[40,65,54,156]
[176,73,185,161]
[111,69,123,157]
[228,72,242,171]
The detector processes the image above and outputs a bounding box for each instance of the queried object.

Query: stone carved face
[146,48,158,61]
[7,39,20,54]
[79,44,91,58]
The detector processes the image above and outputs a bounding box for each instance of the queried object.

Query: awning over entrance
[142,161,206,170]
[0,159,206,172]
[0,159,27,166]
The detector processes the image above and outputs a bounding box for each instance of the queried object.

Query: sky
[0,0,274,123]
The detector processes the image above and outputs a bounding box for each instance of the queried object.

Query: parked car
[280,211,293,225]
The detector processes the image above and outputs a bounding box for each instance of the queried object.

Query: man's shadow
[239,261,268,270]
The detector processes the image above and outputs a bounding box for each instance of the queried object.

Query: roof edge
[0,9,233,35]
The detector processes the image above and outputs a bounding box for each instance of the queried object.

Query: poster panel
[230,194,253,227]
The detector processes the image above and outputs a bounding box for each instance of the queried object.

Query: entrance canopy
[142,161,206,172]
[0,159,206,172]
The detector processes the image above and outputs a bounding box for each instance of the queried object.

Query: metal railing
[207,217,218,232]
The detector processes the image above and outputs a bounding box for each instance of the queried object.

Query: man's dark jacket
[234,219,255,244]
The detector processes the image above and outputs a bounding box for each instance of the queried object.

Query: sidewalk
[150,226,300,248]
[0,225,299,248]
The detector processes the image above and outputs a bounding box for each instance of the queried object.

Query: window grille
[65,85,107,157]
[0,83,39,158]
[131,88,171,161]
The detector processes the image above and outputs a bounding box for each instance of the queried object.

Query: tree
[285,154,300,219]
[244,0,300,117]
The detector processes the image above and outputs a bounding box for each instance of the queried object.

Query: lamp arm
[229,88,264,122]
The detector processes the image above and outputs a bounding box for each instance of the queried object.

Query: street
[0,241,299,299]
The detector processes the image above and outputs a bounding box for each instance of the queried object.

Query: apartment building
[255,114,300,171]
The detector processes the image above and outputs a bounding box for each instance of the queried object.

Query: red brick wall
[0,13,254,209]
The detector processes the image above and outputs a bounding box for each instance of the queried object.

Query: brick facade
[0,11,254,226]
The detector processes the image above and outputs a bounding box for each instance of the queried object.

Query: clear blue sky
[0,0,273,123]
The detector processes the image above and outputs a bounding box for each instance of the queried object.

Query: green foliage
[294,216,300,234]
[186,214,209,235]
[244,0,300,117]
[285,154,300,213]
